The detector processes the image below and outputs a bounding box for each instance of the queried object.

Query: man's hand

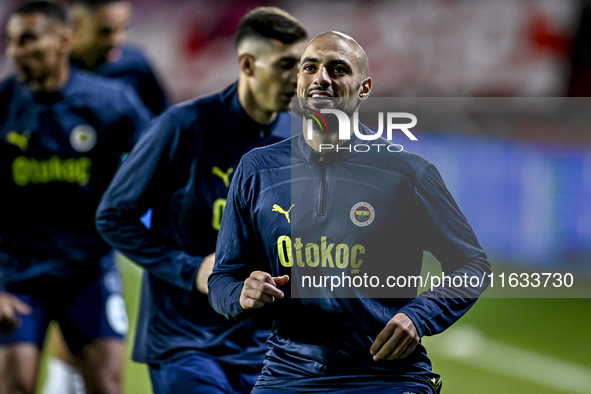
[0,291,32,334]
[239,271,289,310]
[370,312,419,361]
[195,253,215,294]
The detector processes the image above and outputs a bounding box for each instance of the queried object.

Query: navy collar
[25,68,78,104]
[294,122,376,163]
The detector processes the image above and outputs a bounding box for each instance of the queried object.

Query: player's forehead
[94,2,131,28]
[301,34,359,67]
[6,13,52,38]
[247,37,305,61]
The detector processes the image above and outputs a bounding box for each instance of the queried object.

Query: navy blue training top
[74,45,169,116]
[209,129,491,392]
[96,83,293,367]
[0,69,151,292]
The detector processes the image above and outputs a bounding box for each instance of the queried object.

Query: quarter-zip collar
[294,121,376,164]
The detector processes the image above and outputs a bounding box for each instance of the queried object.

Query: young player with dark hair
[96,7,307,394]
[0,2,151,393]
[208,31,491,394]
[71,0,169,115]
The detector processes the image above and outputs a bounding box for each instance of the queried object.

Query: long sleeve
[399,163,492,338]
[96,111,203,291]
[208,161,258,320]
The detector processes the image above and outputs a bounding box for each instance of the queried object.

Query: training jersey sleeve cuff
[397,309,426,339]
[171,251,206,292]
[397,297,446,339]
[208,274,254,321]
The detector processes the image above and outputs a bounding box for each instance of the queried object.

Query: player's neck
[237,79,277,125]
[72,49,104,71]
[30,61,71,93]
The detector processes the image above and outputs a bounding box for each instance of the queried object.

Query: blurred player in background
[208,31,491,393]
[71,0,168,115]
[0,2,151,394]
[96,7,307,394]
[43,1,169,392]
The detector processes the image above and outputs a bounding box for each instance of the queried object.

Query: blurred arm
[96,111,204,292]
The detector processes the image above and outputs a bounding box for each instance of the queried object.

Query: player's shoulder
[390,148,433,185]
[65,70,150,125]
[0,75,18,92]
[117,45,154,72]
[240,137,292,173]
[0,76,20,102]
[164,84,236,129]
[384,140,431,174]
[121,44,150,65]
[352,131,432,185]
[0,77,21,119]
[67,69,137,102]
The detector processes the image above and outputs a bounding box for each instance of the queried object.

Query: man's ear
[359,77,372,101]
[59,27,74,56]
[238,53,255,77]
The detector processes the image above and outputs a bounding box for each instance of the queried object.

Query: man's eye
[302,64,316,71]
[280,60,297,70]
[333,67,347,74]
[19,34,35,45]
[99,28,113,37]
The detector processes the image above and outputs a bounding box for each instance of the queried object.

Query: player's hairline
[72,0,128,9]
[311,30,369,79]
[236,35,305,57]
[234,6,307,54]
[10,1,71,29]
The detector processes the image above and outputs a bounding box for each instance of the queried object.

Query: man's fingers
[383,334,416,360]
[244,277,284,299]
[239,271,289,310]
[13,299,32,315]
[250,271,278,285]
[373,329,417,361]
[239,286,276,310]
[370,322,393,356]
[371,326,400,361]
[395,340,418,360]
[0,316,19,333]
[273,275,290,287]
[370,313,419,361]
[0,307,20,334]
[242,287,276,304]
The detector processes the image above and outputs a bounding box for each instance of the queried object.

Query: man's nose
[314,65,331,87]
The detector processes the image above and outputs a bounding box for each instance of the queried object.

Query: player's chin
[14,69,31,83]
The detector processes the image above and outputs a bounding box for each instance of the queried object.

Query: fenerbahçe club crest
[70,124,97,153]
[350,202,375,227]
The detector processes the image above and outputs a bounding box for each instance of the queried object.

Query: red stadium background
[0,0,582,101]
